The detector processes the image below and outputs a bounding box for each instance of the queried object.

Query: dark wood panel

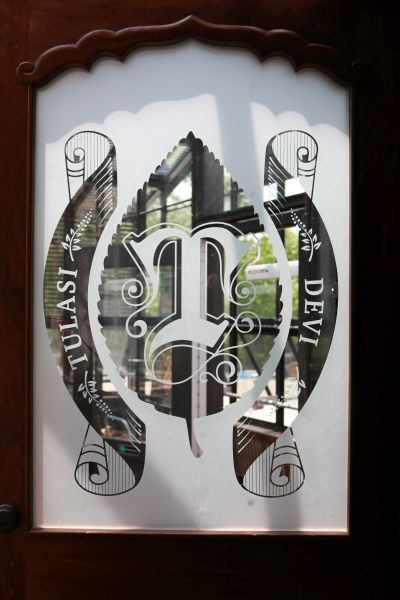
[0,1,29,598]
[24,535,356,600]
[25,0,358,59]
[17,16,359,86]
[349,6,400,600]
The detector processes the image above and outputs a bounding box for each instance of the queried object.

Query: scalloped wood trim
[16,15,361,87]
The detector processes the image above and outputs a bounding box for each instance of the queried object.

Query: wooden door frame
[21,15,357,537]
[0,2,397,598]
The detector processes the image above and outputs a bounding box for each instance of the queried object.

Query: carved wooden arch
[17,15,361,87]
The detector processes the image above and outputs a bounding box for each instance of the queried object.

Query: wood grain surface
[16,16,360,86]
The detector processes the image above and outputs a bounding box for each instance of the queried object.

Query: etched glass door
[33,43,349,531]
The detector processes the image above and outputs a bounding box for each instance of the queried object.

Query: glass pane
[34,45,349,531]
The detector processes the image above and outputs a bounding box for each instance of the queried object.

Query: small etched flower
[290,209,321,262]
[78,371,112,414]
[61,209,92,261]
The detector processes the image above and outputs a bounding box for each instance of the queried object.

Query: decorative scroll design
[265,129,318,221]
[120,222,261,387]
[233,129,339,498]
[242,428,304,497]
[16,16,361,87]
[45,127,338,500]
[75,425,136,495]
[44,130,146,496]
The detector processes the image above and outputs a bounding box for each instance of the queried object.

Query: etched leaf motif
[290,208,322,262]
[98,130,266,456]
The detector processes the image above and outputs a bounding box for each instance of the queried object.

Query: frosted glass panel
[34,43,349,531]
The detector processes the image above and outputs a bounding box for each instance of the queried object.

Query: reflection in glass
[100,133,273,455]
[233,129,338,497]
[98,132,336,466]
[44,129,338,500]
[44,131,146,496]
